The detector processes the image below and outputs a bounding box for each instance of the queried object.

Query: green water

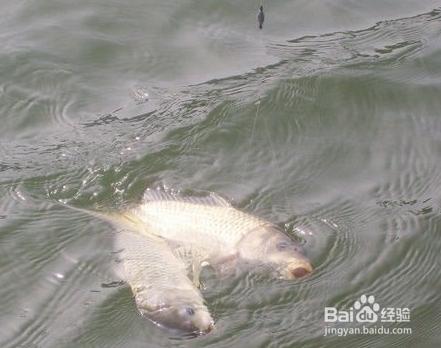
[1,1,441,347]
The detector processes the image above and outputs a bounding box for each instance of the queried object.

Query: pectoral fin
[211,253,239,278]
[165,241,210,288]
[192,260,202,288]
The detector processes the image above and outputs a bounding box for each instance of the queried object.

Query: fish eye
[185,307,195,316]
[276,241,289,251]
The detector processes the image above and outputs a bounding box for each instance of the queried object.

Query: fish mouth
[146,316,214,338]
[282,260,313,280]
[142,305,214,337]
[167,321,214,339]
[197,321,214,335]
[172,320,214,337]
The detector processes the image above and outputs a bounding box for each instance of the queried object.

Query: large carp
[122,189,313,281]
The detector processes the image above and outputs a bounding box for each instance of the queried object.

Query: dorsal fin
[142,188,231,207]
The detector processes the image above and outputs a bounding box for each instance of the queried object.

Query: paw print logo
[354,294,380,323]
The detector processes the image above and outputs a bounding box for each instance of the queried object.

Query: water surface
[1,1,441,347]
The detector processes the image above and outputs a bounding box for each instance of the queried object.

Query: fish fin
[192,260,202,288]
[166,240,210,284]
[142,187,232,207]
[211,253,239,278]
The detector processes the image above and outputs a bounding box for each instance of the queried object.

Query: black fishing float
[257,4,264,29]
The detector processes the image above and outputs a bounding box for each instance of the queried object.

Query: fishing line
[250,98,261,143]
[249,95,290,213]
[262,105,290,209]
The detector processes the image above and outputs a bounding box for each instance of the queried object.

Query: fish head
[238,227,313,280]
[268,233,313,279]
[136,291,214,336]
[151,304,214,336]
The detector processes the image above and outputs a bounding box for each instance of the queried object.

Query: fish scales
[116,231,194,296]
[130,201,271,251]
